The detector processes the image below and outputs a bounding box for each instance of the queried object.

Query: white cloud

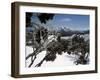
[60,18,72,22]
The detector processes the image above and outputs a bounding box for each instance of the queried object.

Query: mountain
[58,27,89,36]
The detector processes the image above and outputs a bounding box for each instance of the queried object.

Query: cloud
[60,18,72,22]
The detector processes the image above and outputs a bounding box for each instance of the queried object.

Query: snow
[61,34,89,41]
[25,34,89,68]
[41,53,77,67]
[26,46,80,68]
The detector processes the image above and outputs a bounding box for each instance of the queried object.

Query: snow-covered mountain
[59,27,89,37]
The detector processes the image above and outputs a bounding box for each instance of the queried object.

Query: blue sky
[31,13,90,31]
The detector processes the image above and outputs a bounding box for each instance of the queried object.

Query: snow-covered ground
[25,34,89,68]
[25,46,81,67]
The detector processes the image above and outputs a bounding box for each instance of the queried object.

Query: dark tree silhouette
[26,12,33,27]
[26,13,54,27]
[38,13,54,24]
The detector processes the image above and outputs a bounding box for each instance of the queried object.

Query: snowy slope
[25,34,89,68]
[25,46,80,67]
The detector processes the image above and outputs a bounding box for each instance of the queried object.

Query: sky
[30,13,90,31]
